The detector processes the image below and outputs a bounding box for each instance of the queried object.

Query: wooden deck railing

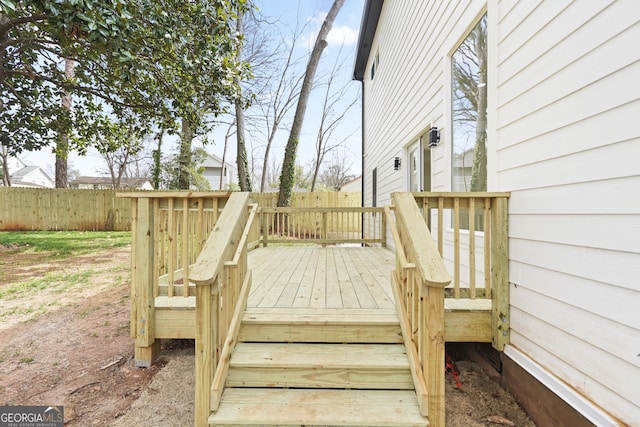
[387,193,451,425]
[189,192,256,427]
[387,191,510,427]
[118,191,232,366]
[411,192,510,350]
[259,207,386,246]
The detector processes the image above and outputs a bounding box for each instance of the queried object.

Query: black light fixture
[393,156,401,171]
[429,126,441,147]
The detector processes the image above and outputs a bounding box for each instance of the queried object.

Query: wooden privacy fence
[251,191,360,208]
[0,187,132,231]
[0,187,361,231]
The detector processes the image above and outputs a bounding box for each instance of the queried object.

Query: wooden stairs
[208,307,429,426]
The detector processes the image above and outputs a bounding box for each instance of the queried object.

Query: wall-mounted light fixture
[429,127,441,148]
[394,157,401,171]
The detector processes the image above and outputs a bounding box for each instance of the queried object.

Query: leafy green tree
[159,147,210,190]
[0,0,249,187]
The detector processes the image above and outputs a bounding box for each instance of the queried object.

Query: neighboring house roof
[353,0,384,81]
[12,166,41,178]
[202,153,236,173]
[9,165,54,188]
[339,175,362,192]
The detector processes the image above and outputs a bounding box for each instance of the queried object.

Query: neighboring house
[201,153,237,190]
[11,166,55,188]
[2,156,54,188]
[354,1,639,426]
[71,176,153,190]
[338,175,362,193]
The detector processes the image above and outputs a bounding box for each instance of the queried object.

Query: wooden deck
[123,191,509,426]
[247,246,395,310]
[212,245,428,426]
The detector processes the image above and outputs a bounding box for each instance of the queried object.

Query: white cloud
[300,13,359,50]
[326,25,358,46]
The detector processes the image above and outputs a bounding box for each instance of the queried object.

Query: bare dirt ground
[0,246,535,426]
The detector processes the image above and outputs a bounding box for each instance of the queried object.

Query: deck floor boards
[248,246,396,310]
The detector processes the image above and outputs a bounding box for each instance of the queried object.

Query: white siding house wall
[496,1,640,423]
[364,1,485,206]
[361,0,640,424]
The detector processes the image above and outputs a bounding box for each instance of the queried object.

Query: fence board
[0,188,361,231]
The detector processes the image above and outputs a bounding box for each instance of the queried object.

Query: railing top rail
[410,191,510,199]
[259,206,380,213]
[190,192,250,286]
[392,192,451,288]
[116,191,232,199]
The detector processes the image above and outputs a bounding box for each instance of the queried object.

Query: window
[452,14,487,192]
[370,50,379,80]
[451,14,487,230]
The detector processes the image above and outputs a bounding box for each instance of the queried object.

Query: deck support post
[423,284,445,427]
[321,211,328,247]
[195,280,219,427]
[381,210,387,247]
[261,209,267,247]
[133,198,159,367]
[491,197,509,350]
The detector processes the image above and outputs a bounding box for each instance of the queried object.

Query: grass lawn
[0,230,131,259]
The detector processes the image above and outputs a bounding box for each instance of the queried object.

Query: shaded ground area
[0,246,535,426]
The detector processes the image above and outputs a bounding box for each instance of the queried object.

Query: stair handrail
[210,202,258,411]
[190,192,252,427]
[388,192,451,425]
[385,205,428,413]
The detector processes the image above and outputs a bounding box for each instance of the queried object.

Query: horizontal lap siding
[497,0,640,423]
[364,0,485,207]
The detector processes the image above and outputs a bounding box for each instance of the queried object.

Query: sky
[20,0,366,181]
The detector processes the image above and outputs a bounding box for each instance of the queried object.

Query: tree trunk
[260,121,279,192]
[277,0,345,206]
[0,147,10,186]
[235,6,252,192]
[56,59,74,188]
[152,131,163,189]
[178,119,193,190]
[221,121,235,190]
[235,102,251,191]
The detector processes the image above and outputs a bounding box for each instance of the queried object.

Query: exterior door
[408,133,432,192]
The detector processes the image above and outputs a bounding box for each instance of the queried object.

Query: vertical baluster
[168,198,175,297]
[196,198,204,257]
[438,197,444,256]
[484,197,491,297]
[153,199,160,298]
[182,198,189,297]
[422,197,429,227]
[469,197,476,299]
[453,197,460,299]
[159,206,166,276]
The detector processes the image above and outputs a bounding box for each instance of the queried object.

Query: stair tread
[231,343,409,369]
[243,307,400,325]
[210,388,428,426]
